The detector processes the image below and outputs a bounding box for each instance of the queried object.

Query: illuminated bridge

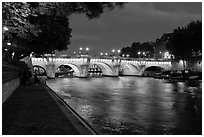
[31,57,172,78]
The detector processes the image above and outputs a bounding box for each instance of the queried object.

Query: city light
[74,51,76,54]
[127,54,130,57]
[164,51,170,59]
[86,47,89,55]
[112,49,115,53]
[138,51,141,55]
[12,52,15,57]
[117,50,121,53]
[79,47,82,50]
[122,54,125,57]
[30,52,34,57]
[100,52,103,55]
[3,26,8,31]
[143,52,145,55]
[105,53,108,55]
[7,42,11,46]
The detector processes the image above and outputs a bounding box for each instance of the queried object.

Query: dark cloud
[55,2,202,56]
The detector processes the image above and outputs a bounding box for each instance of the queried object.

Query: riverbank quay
[2,80,96,135]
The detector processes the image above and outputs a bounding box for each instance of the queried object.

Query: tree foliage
[2,2,125,60]
[157,20,202,59]
[121,42,155,58]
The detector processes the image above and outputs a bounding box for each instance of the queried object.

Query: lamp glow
[3,26,8,31]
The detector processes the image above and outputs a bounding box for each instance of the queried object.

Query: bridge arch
[55,63,81,77]
[142,66,167,76]
[144,66,166,72]
[57,64,74,71]
[120,63,139,76]
[33,65,46,76]
[90,62,113,76]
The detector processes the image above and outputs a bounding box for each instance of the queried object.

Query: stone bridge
[31,57,172,78]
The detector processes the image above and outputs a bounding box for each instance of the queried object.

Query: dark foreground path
[2,82,93,135]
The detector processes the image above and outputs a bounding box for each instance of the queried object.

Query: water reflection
[47,77,202,135]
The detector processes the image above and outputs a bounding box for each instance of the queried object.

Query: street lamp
[105,53,108,56]
[122,54,125,57]
[112,49,115,56]
[86,47,89,55]
[100,52,103,56]
[117,50,120,53]
[127,54,130,58]
[143,52,146,58]
[79,48,83,57]
[7,42,11,46]
[138,51,141,58]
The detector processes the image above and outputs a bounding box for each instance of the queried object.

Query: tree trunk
[182,58,186,70]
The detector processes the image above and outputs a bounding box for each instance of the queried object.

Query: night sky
[55,2,202,57]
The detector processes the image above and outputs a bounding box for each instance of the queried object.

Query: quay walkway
[2,79,96,135]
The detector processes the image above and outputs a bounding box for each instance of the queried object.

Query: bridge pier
[111,59,121,77]
[75,64,89,78]
[111,65,120,77]
[46,64,55,78]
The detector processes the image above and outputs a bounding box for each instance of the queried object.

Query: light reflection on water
[47,77,202,135]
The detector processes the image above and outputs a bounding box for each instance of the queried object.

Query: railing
[31,57,172,65]
[2,63,20,84]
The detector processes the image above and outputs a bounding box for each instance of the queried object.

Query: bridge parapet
[55,58,88,63]
[121,59,171,65]
[90,58,112,63]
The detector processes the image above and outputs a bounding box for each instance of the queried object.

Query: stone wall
[2,78,20,103]
[2,62,20,103]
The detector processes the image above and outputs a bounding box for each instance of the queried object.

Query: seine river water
[46,77,202,135]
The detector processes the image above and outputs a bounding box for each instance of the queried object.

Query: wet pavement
[2,83,82,135]
[47,77,202,135]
